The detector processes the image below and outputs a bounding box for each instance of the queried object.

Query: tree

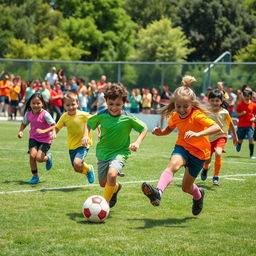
[124,0,179,28]
[234,38,256,62]
[175,0,256,61]
[135,18,193,62]
[46,0,137,60]
[5,33,86,60]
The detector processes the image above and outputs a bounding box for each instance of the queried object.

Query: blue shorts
[69,146,89,166]
[171,145,205,178]
[237,127,254,140]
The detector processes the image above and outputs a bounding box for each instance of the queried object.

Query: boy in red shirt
[236,90,256,159]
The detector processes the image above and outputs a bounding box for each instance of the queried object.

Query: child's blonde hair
[161,75,210,118]
[63,92,79,104]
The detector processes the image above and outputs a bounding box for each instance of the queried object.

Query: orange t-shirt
[9,85,21,101]
[168,109,216,160]
[0,80,11,96]
[236,101,256,127]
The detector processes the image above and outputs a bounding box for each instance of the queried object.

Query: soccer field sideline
[1,173,256,195]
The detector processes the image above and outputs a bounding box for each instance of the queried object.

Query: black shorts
[28,138,51,154]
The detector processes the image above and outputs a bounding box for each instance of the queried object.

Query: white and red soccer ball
[82,195,110,223]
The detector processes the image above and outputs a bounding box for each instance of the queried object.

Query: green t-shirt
[88,110,147,161]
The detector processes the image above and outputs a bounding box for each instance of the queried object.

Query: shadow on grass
[66,212,112,224]
[225,155,247,159]
[128,216,195,229]
[3,179,46,185]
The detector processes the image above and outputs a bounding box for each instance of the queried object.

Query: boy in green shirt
[85,83,148,208]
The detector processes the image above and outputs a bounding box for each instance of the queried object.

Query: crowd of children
[4,70,255,216]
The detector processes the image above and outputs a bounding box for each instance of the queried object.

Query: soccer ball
[82,195,110,223]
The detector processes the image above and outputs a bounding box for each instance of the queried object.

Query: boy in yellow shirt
[37,92,94,183]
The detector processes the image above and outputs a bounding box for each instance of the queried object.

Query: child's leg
[181,168,201,200]
[36,150,50,163]
[157,154,184,193]
[214,148,223,177]
[248,137,254,157]
[30,148,38,174]
[103,167,119,203]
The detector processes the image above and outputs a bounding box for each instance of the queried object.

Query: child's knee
[99,180,106,187]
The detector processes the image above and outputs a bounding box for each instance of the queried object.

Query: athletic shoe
[109,183,122,208]
[86,165,95,183]
[192,187,204,216]
[27,175,39,184]
[250,155,256,159]
[236,144,241,152]
[46,153,53,170]
[212,176,219,186]
[141,182,161,206]
[201,168,209,181]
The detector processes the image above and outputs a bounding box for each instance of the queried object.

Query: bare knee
[99,180,106,187]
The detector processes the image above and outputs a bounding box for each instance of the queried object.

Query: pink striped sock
[188,184,201,200]
[156,170,173,193]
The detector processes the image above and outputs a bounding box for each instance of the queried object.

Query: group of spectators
[0,67,256,123]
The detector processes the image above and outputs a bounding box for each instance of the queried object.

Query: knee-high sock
[156,170,173,193]
[203,162,210,169]
[188,184,201,200]
[249,144,254,156]
[214,156,222,176]
[81,163,90,174]
[103,183,119,203]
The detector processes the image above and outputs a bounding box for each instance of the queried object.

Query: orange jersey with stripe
[168,109,216,160]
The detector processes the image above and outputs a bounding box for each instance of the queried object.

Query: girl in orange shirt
[142,76,221,216]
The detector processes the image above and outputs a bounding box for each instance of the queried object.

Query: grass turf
[0,121,256,256]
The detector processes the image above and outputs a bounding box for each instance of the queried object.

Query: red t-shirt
[50,89,63,107]
[236,101,256,127]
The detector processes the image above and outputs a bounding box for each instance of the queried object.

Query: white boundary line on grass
[1,173,256,195]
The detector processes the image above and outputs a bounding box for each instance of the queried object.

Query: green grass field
[1,121,256,256]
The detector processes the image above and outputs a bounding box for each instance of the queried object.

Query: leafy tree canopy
[135,18,193,62]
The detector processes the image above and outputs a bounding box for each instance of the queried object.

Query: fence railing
[0,58,255,93]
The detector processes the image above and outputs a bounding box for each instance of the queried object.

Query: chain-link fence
[0,58,255,94]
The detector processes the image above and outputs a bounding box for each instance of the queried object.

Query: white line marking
[224,178,245,181]
[0,173,255,195]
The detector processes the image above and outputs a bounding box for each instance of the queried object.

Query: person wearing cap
[45,67,58,87]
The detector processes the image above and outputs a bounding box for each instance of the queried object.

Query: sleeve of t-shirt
[195,112,215,127]
[225,112,232,127]
[130,117,147,133]
[168,113,176,129]
[22,112,30,125]
[56,113,65,130]
[82,112,92,122]
[87,114,100,130]
[236,102,242,113]
[44,111,56,125]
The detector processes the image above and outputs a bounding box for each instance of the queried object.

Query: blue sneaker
[86,165,95,183]
[46,153,53,170]
[236,144,241,152]
[27,175,39,184]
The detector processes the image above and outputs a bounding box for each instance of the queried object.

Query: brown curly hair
[104,83,128,103]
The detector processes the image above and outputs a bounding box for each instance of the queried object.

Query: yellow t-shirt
[56,110,93,150]
[208,108,232,142]
[10,85,21,101]
[168,109,216,160]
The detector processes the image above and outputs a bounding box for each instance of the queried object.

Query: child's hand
[233,137,238,146]
[129,143,139,152]
[184,130,199,138]
[36,128,44,134]
[152,127,162,136]
[82,136,90,147]
[51,133,56,140]
[18,131,23,138]
[250,116,256,122]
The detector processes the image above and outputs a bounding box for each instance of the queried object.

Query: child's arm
[82,124,91,147]
[152,125,174,136]
[129,128,148,152]
[184,123,221,138]
[236,111,246,117]
[229,121,238,146]
[36,125,56,134]
[18,123,27,138]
